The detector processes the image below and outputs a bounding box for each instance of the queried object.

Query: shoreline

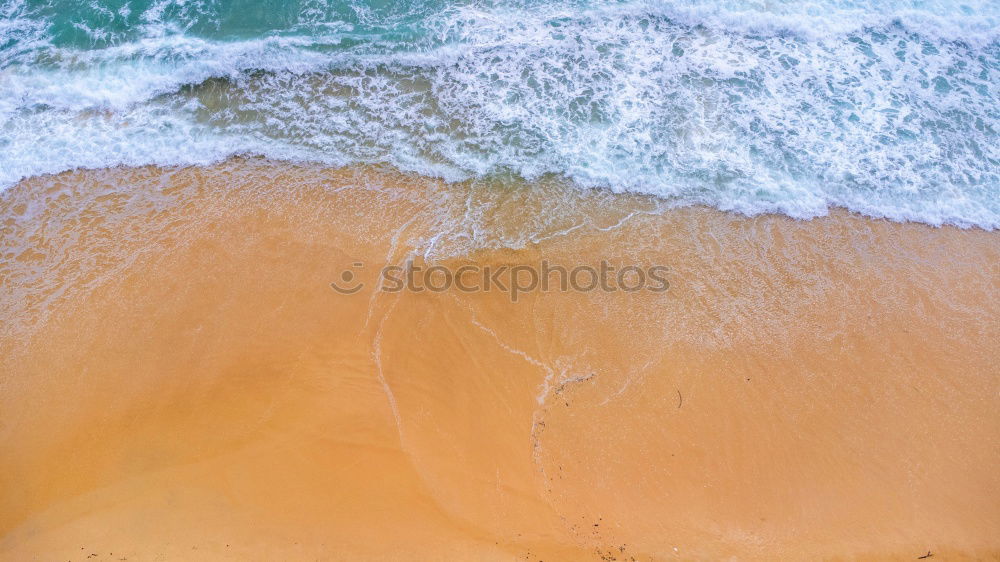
[1,159,998,560]
[2,157,997,233]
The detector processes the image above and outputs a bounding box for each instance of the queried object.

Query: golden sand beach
[1,159,998,560]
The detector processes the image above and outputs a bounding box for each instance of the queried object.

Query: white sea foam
[0,0,997,228]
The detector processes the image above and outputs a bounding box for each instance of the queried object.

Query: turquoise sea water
[1,0,997,227]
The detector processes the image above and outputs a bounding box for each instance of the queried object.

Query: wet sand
[1,159,998,560]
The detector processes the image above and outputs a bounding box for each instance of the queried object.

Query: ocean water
[0,0,997,228]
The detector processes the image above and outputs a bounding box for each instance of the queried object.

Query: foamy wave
[618,0,1000,43]
[1,0,997,228]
